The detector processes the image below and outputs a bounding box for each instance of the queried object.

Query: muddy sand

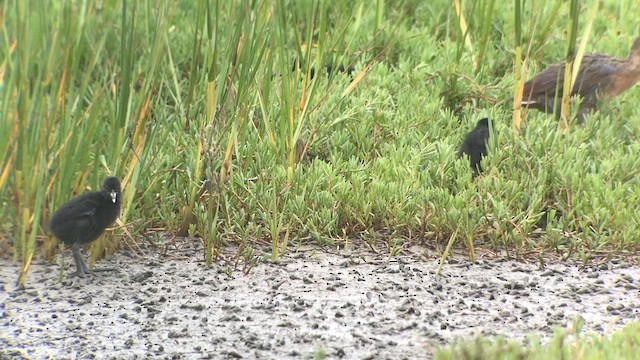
[1,243,639,359]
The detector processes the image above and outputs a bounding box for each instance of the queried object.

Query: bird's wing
[523,55,618,100]
[522,62,565,99]
[571,56,617,97]
[55,196,99,222]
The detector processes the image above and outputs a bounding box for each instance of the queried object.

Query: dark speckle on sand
[1,245,639,359]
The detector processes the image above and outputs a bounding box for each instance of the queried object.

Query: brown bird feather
[522,37,640,122]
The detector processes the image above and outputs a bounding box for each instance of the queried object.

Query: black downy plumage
[49,177,121,277]
[458,118,490,176]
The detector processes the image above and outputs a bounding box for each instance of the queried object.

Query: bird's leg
[576,101,596,125]
[71,242,86,278]
[576,111,588,125]
[80,252,92,276]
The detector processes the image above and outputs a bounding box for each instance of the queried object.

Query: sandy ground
[1,243,639,360]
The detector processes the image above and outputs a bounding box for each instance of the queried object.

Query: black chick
[457,118,490,176]
[49,177,121,277]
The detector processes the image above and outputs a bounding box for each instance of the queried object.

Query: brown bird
[521,37,640,122]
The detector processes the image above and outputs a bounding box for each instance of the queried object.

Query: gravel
[1,245,639,359]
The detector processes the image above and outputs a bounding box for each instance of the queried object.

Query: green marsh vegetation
[2,0,640,281]
[436,318,640,360]
[3,0,640,356]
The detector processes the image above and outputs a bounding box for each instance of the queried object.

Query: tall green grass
[1,0,166,285]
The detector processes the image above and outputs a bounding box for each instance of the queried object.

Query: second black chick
[49,177,122,278]
[457,118,490,176]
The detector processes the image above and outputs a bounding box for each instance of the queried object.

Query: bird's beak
[110,190,118,204]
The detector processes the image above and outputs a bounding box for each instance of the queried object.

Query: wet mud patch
[1,247,639,359]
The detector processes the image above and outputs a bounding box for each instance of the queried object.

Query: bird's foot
[74,268,93,278]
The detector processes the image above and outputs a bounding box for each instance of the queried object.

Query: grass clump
[436,319,640,360]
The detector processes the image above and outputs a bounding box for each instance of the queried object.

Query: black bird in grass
[49,177,121,278]
[457,118,490,176]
